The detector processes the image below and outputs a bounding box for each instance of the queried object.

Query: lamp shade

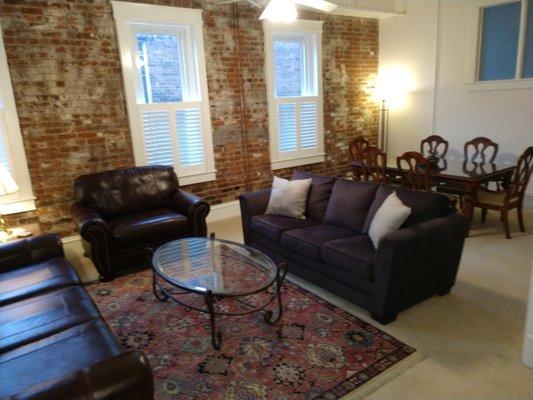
[0,165,19,196]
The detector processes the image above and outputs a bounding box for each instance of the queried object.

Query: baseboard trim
[62,234,81,244]
[207,200,241,223]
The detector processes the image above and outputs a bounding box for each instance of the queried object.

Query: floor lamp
[378,98,389,153]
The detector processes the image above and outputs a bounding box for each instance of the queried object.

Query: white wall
[380,0,533,197]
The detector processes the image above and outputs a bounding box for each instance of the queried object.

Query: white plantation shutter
[277,103,297,152]
[113,3,215,185]
[264,21,324,169]
[175,108,204,166]
[300,102,318,149]
[141,110,174,166]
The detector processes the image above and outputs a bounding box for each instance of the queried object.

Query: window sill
[466,78,533,92]
[0,197,37,215]
[178,170,216,186]
[271,154,325,170]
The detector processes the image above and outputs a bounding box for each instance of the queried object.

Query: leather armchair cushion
[0,286,99,353]
[324,179,379,232]
[0,319,122,398]
[250,214,320,242]
[109,208,189,248]
[321,236,376,280]
[281,224,355,260]
[292,171,335,221]
[74,165,178,217]
[0,258,80,307]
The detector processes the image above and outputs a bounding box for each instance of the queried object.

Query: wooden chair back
[397,151,432,191]
[464,137,499,163]
[349,137,369,161]
[361,146,388,183]
[510,147,533,201]
[421,135,449,158]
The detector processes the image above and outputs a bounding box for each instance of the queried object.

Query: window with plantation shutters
[0,27,35,214]
[264,20,325,170]
[113,2,216,185]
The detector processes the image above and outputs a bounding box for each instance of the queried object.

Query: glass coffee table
[150,235,288,350]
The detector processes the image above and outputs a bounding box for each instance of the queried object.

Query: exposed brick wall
[0,0,378,236]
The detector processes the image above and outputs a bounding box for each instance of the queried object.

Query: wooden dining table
[351,158,517,224]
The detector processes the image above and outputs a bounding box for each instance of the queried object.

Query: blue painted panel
[479,2,521,81]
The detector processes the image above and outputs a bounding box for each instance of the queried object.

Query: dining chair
[464,137,499,163]
[476,146,533,239]
[421,135,449,158]
[397,151,459,208]
[361,145,388,183]
[396,151,432,191]
[349,137,370,181]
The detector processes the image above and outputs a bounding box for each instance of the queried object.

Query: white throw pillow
[265,176,312,219]
[369,192,411,249]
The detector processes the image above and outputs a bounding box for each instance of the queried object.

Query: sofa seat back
[74,165,179,217]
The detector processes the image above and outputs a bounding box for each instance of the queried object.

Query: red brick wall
[0,0,378,236]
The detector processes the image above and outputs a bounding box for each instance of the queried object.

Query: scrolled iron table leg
[264,263,288,325]
[205,290,222,350]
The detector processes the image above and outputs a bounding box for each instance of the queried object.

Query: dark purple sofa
[239,171,469,324]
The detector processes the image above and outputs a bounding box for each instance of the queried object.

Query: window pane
[523,1,533,78]
[137,33,183,103]
[274,39,303,97]
[479,2,521,81]
[0,114,11,172]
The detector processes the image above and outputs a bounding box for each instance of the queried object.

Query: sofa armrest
[171,189,210,237]
[0,234,64,273]
[11,351,153,400]
[373,213,468,323]
[239,189,271,245]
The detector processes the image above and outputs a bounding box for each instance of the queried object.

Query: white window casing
[264,20,325,170]
[0,27,36,215]
[467,0,533,91]
[112,1,216,185]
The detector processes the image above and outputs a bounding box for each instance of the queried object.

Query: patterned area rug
[87,270,416,399]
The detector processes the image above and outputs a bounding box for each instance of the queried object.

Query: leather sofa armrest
[71,203,109,237]
[10,351,153,400]
[239,189,271,245]
[373,213,469,323]
[0,233,65,272]
[171,189,210,237]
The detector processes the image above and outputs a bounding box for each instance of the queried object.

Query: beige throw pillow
[265,176,312,219]
[369,192,411,249]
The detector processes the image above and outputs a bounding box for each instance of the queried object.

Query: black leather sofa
[240,171,469,324]
[0,234,153,399]
[71,165,210,280]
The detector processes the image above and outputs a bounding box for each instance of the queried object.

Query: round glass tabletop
[152,237,278,296]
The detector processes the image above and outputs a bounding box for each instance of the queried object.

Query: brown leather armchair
[71,165,210,280]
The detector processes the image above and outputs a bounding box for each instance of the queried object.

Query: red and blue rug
[87,270,416,399]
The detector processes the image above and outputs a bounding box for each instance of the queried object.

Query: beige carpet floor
[70,208,533,399]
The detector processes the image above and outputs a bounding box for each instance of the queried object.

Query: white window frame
[264,20,325,170]
[0,27,36,215]
[112,1,216,185]
[467,0,533,91]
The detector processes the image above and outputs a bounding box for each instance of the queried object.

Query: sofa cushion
[109,208,189,248]
[0,286,100,353]
[292,171,336,221]
[363,185,450,232]
[324,179,379,232]
[0,319,122,398]
[321,236,376,280]
[251,215,320,242]
[281,224,355,260]
[0,258,80,307]
[265,176,312,219]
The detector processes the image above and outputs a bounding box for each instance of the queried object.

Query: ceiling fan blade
[293,0,338,12]
[216,0,244,5]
